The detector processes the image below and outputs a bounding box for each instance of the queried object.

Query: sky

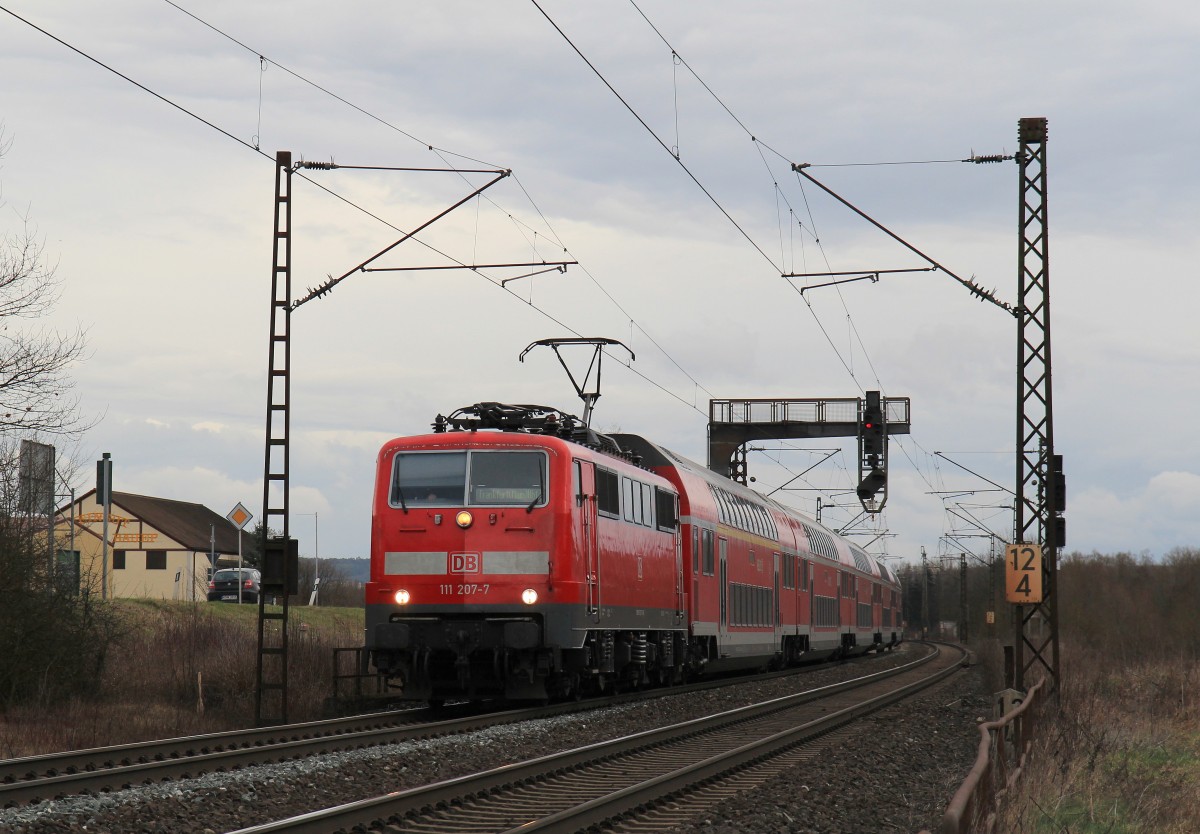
[2,0,1198,569]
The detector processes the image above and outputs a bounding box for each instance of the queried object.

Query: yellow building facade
[52,490,252,601]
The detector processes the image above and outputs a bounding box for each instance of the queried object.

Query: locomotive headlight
[521,588,539,605]
[394,589,411,605]
[455,510,474,529]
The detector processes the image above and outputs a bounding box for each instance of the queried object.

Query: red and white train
[366,403,902,702]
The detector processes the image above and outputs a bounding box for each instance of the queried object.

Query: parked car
[207,568,261,604]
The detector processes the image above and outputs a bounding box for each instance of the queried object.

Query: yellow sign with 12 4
[1005,543,1043,604]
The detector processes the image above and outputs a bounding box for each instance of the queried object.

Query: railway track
[0,651,898,809]
[228,642,965,834]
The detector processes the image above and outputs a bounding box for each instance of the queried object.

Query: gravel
[1,644,989,834]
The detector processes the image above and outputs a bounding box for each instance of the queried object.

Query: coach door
[574,460,600,620]
[774,552,781,630]
[718,537,728,631]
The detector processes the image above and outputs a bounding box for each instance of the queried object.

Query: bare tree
[0,128,112,708]
[0,126,89,438]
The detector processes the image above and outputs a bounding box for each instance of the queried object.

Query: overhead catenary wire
[603,1,951,535]
[12,2,1002,542]
[161,0,504,170]
[529,0,782,274]
[550,0,891,401]
[160,0,718,412]
[3,1,714,422]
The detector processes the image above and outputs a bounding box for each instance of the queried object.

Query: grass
[0,599,364,759]
[992,645,1200,833]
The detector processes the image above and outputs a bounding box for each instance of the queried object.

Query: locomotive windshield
[391,450,547,508]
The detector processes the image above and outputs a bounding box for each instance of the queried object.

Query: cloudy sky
[3,1,1197,568]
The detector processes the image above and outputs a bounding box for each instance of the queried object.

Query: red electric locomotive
[367,404,687,702]
[366,403,901,703]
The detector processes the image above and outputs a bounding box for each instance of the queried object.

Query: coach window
[702,528,715,575]
[692,526,699,571]
[723,490,736,527]
[596,468,620,517]
[728,493,743,530]
[711,487,728,526]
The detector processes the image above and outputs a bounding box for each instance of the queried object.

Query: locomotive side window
[618,477,665,529]
[392,451,467,507]
[654,487,678,532]
[596,468,620,517]
[469,451,547,506]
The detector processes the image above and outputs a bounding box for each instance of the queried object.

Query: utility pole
[255,151,558,725]
[97,452,112,599]
[920,547,929,639]
[959,553,968,643]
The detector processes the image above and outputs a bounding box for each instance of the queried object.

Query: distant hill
[318,557,370,583]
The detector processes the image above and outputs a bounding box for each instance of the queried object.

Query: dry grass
[994,645,1200,833]
[0,599,364,759]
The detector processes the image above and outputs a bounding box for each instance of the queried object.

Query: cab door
[573,459,599,621]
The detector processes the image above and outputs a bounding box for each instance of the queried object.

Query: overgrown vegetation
[0,505,121,708]
[0,599,364,758]
[993,644,1200,833]
[949,549,1200,832]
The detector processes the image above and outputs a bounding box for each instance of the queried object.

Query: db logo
[449,552,481,574]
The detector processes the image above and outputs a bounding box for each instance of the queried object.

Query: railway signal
[856,467,886,502]
[861,398,885,459]
[857,391,888,512]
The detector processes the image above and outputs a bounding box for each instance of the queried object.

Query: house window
[146,550,167,570]
[113,550,127,570]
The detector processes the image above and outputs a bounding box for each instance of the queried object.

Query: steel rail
[0,707,434,784]
[0,650,906,806]
[511,643,968,833]
[227,643,955,834]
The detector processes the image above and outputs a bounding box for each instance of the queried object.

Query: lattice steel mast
[256,151,293,726]
[1013,117,1061,693]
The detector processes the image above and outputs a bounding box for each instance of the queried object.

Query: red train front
[366,404,686,702]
